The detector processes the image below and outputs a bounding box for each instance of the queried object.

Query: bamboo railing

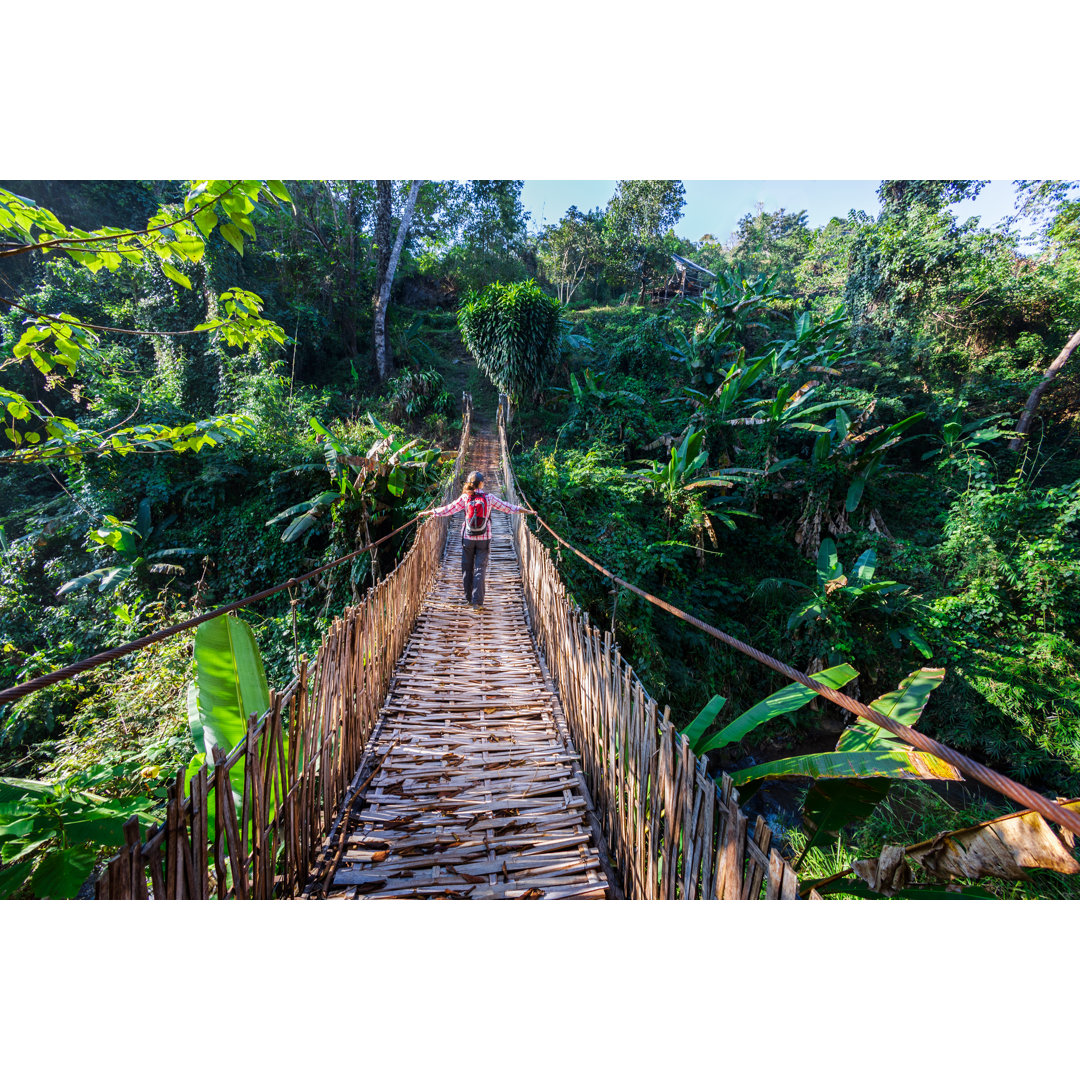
[95,396,473,899]
[496,396,800,899]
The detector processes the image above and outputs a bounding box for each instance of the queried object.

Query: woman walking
[424,470,533,608]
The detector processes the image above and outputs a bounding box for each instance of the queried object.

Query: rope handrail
[0,397,478,711]
[500,426,1080,840]
[0,516,425,708]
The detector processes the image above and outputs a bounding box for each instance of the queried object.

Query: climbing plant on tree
[457,279,561,403]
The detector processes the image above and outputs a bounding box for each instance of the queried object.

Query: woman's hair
[463,470,485,495]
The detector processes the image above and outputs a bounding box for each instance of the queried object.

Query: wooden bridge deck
[305,428,613,899]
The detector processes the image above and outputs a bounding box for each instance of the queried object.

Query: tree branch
[0,296,208,337]
[1009,324,1080,450]
[0,181,242,260]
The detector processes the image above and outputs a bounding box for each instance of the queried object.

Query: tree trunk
[373,180,421,382]
[1009,324,1080,450]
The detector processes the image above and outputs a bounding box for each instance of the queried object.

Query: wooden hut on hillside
[651,253,717,302]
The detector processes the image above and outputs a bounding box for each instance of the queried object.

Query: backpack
[465,492,490,537]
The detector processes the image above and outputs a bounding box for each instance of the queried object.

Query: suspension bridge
[6,393,1074,900]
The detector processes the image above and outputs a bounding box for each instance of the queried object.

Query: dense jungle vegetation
[2,178,1079,899]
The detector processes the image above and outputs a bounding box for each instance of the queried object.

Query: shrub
[457,280,561,402]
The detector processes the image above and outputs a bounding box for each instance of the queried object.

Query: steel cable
[509,478,1080,838]
[0,514,425,708]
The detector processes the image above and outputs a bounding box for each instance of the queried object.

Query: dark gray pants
[461,538,490,604]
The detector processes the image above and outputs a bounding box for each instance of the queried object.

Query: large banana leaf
[679,695,727,754]
[729,748,956,786]
[188,614,269,761]
[57,565,123,596]
[851,548,876,583]
[694,663,857,756]
[816,538,840,587]
[185,615,271,848]
[836,667,950,758]
[795,668,955,855]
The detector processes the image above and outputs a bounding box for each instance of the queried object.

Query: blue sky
[520,180,1022,241]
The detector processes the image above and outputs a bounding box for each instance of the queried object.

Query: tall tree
[878,180,988,216]
[728,205,812,290]
[538,206,604,305]
[604,180,686,304]
[372,180,421,382]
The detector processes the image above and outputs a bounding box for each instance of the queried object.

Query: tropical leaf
[188,615,269,762]
[801,778,893,851]
[850,548,876,583]
[815,537,839,588]
[56,566,120,597]
[696,663,857,755]
[30,846,97,899]
[845,476,866,512]
[837,668,948,755]
[729,748,949,786]
[680,694,727,754]
[905,799,1080,882]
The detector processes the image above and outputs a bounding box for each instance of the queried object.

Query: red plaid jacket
[430,491,526,541]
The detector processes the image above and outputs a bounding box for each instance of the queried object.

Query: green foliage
[187,615,269,763]
[0,767,157,898]
[457,280,561,401]
[386,367,447,420]
[755,538,930,670]
[789,402,926,555]
[680,662,953,866]
[680,662,858,756]
[267,415,446,547]
[1,182,290,461]
[550,369,644,442]
[538,206,606,305]
[5,177,1080,902]
[57,497,199,597]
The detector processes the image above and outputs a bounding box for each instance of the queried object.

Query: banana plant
[674,348,775,424]
[816,403,925,513]
[756,538,931,669]
[681,662,861,757]
[714,379,859,436]
[666,269,785,390]
[268,415,445,544]
[186,615,269,770]
[792,401,925,554]
[184,614,270,822]
[679,268,785,335]
[639,426,760,556]
[641,427,758,504]
[921,409,1012,471]
[551,369,645,439]
[736,668,959,864]
[681,664,959,866]
[57,498,199,597]
[767,305,858,379]
[665,320,744,389]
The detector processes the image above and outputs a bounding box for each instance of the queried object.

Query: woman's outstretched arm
[486,494,535,515]
[426,494,467,517]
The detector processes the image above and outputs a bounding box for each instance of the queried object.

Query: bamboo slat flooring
[306,427,613,900]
